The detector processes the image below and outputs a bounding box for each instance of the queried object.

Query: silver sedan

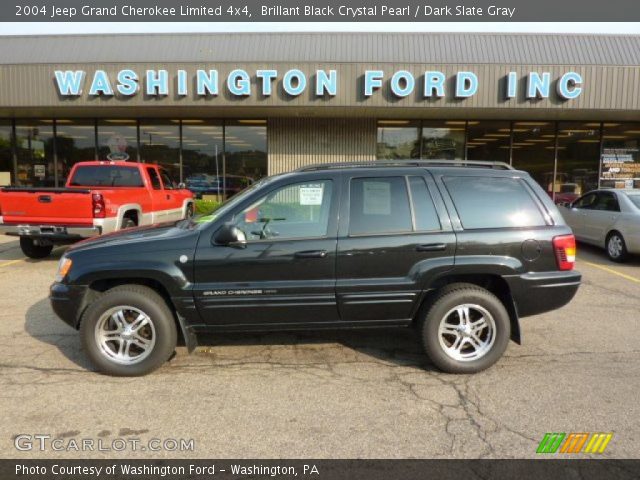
[559,189,640,262]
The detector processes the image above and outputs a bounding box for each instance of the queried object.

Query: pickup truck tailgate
[0,188,93,225]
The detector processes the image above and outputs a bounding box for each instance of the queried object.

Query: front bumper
[506,270,582,318]
[50,282,91,328]
[0,222,101,240]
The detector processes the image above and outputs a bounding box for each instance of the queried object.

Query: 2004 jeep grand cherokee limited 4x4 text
[50,160,581,376]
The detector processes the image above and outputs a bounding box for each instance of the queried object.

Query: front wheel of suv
[79,285,177,376]
[420,284,510,374]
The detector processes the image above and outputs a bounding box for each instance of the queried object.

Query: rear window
[627,194,640,209]
[443,176,547,229]
[69,166,144,187]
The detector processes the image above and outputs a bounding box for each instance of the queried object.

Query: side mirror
[213,224,247,248]
[178,182,187,190]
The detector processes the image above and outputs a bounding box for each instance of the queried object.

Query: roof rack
[296,159,514,172]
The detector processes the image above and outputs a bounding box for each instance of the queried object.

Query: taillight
[553,234,576,271]
[92,193,105,218]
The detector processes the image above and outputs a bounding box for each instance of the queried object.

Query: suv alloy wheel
[420,283,510,374]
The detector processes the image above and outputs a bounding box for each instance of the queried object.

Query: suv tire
[20,237,53,259]
[420,283,510,374]
[606,231,628,263]
[79,285,177,376]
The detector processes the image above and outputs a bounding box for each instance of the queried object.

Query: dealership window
[555,122,601,200]
[56,119,97,185]
[0,121,13,186]
[511,121,556,192]
[600,122,640,189]
[376,121,421,159]
[224,120,267,198]
[421,121,465,160]
[465,121,511,163]
[139,120,180,180]
[97,119,138,162]
[15,120,56,187]
[182,121,224,199]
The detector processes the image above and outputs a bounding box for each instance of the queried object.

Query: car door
[564,192,597,240]
[145,166,167,224]
[159,168,183,221]
[336,171,456,322]
[583,191,621,245]
[193,175,341,326]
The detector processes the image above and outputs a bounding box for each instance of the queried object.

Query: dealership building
[0,32,639,195]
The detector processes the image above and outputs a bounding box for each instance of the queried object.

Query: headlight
[55,256,73,282]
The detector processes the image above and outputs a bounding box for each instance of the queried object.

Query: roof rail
[296,159,514,172]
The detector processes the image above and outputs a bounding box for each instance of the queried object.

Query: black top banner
[5,0,640,22]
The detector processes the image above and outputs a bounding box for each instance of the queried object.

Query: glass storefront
[98,119,138,162]
[376,121,420,159]
[421,121,464,160]
[55,119,96,184]
[556,122,601,201]
[224,120,267,196]
[0,121,13,186]
[139,120,180,180]
[15,120,56,187]
[511,121,556,192]
[466,121,511,163]
[182,121,224,199]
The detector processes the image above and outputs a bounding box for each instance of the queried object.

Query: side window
[593,192,620,212]
[147,168,162,191]
[349,177,413,235]
[443,176,547,229]
[573,193,597,210]
[408,176,441,231]
[160,170,176,190]
[233,180,333,241]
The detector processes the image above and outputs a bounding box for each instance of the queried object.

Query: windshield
[193,176,275,227]
[626,193,640,209]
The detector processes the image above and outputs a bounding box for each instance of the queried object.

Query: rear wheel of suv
[20,237,53,259]
[420,283,510,374]
[79,285,177,376]
[606,231,628,263]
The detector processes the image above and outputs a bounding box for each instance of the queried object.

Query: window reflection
[182,121,224,200]
[466,121,511,163]
[98,119,137,162]
[224,121,267,198]
[139,120,180,179]
[511,121,555,193]
[56,119,96,186]
[421,121,465,160]
[376,121,420,159]
[556,122,600,203]
[0,121,13,186]
[15,120,56,187]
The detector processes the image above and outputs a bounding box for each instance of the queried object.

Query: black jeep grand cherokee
[50,161,580,376]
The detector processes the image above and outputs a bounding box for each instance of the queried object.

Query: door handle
[416,243,447,252]
[166,194,171,200]
[294,250,328,258]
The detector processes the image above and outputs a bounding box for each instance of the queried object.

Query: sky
[1,22,639,35]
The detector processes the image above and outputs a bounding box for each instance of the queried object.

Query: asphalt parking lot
[0,234,639,459]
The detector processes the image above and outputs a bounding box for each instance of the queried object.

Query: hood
[67,220,198,254]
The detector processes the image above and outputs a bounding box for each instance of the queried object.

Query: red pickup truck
[0,161,194,258]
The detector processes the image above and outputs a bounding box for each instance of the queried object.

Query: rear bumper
[0,220,101,240]
[505,270,581,318]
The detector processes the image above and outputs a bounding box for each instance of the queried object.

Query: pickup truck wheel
[79,285,177,376]
[606,232,628,262]
[420,284,510,374]
[121,217,136,229]
[19,237,53,259]
[185,203,194,218]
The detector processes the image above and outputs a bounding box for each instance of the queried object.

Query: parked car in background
[552,183,582,205]
[0,161,194,258]
[559,189,640,262]
[50,160,580,376]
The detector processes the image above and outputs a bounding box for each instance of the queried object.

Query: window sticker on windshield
[363,181,391,215]
[299,184,324,205]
